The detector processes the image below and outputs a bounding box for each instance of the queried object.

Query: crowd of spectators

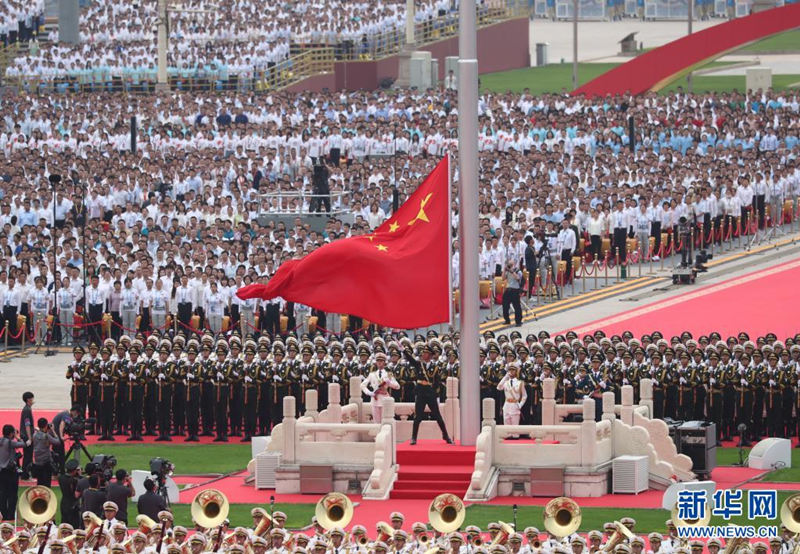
[0,0,44,47]
[3,0,460,84]
[0,87,797,340]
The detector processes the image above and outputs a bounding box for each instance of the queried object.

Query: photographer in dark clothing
[311,163,331,213]
[58,459,81,527]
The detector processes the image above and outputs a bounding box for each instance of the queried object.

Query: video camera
[65,416,96,439]
[88,454,117,484]
[150,457,174,486]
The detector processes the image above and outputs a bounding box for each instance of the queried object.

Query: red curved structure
[574,3,800,97]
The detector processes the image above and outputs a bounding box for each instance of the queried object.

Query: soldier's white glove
[158,373,165,380]
[187,373,194,380]
[652,380,659,386]
[101,374,108,381]
[273,375,282,382]
[245,376,252,383]
[740,378,748,386]
[709,378,715,385]
[623,378,629,385]
[599,381,606,389]
[129,374,136,381]
[216,372,224,380]
[769,379,776,386]
[145,369,151,376]
[331,376,339,382]
[680,377,687,385]
[367,390,375,397]
[302,374,309,382]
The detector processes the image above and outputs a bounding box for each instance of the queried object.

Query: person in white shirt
[29,276,50,345]
[86,274,107,346]
[360,351,399,423]
[634,202,652,260]
[119,278,139,335]
[586,206,605,261]
[557,217,577,284]
[149,279,169,332]
[203,281,226,335]
[56,276,76,345]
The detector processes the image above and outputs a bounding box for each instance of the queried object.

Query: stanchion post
[638,249,642,278]
[615,254,620,281]
[581,263,587,293]
[19,318,27,358]
[173,313,178,335]
[604,256,609,287]
[571,266,575,297]
[1,322,8,362]
[593,260,598,291]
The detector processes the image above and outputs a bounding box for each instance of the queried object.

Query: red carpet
[391,440,475,499]
[565,258,800,338]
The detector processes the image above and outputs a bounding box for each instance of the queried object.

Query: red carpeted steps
[391,440,475,500]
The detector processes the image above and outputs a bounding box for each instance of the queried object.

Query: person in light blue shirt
[17,199,37,227]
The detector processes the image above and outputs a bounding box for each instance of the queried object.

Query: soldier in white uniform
[360,352,399,423]
[497,363,527,431]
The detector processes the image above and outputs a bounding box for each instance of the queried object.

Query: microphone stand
[513,504,518,532]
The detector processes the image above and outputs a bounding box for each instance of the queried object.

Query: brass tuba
[191,489,230,529]
[601,522,635,553]
[780,493,800,533]
[543,497,582,539]
[18,486,58,525]
[314,492,354,531]
[671,501,711,529]
[376,522,394,544]
[429,493,466,534]
[490,522,515,546]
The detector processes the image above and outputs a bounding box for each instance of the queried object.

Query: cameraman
[51,406,81,473]
[0,424,28,521]
[106,470,134,525]
[501,260,523,327]
[137,478,166,522]
[82,474,106,517]
[31,418,59,487]
[311,163,331,213]
[58,460,81,528]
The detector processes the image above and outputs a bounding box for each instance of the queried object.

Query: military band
[64,330,800,449]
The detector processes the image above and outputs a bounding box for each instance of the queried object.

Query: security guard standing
[404,343,453,446]
[706,352,724,445]
[256,343,272,437]
[242,344,258,442]
[764,352,785,438]
[312,343,330,408]
[228,339,244,437]
[98,346,117,441]
[751,350,766,442]
[690,349,707,421]
[143,340,158,436]
[126,343,145,441]
[649,351,667,420]
[155,343,175,442]
[113,342,129,435]
[270,343,289,428]
[588,354,606,422]
[184,344,202,442]
[171,340,186,436]
[213,341,231,442]
[676,351,693,420]
[720,348,737,441]
[735,352,753,446]
[199,342,215,436]
[66,345,89,417]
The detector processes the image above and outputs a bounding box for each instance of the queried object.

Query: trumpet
[472,536,484,547]
[418,533,430,546]
[357,535,370,546]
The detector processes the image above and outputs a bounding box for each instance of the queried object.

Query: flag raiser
[236,157,451,329]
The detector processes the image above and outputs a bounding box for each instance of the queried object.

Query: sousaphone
[18,486,57,525]
[428,493,466,534]
[191,489,230,529]
[543,497,582,539]
[315,492,354,531]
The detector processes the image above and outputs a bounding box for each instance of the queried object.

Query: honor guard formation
[62,328,800,448]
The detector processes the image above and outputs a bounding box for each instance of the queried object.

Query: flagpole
[447,152,454,331]
[458,0,480,446]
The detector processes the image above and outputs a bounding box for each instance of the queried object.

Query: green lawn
[480,63,800,95]
[738,29,800,53]
[480,63,619,94]
[74,444,253,476]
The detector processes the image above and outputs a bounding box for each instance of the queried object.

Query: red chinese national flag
[237,157,451,329]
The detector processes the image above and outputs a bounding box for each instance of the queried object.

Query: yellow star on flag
[408,193,433,226]
[376,244,388,252]
[366,234,375,241]
[388,221,399,233]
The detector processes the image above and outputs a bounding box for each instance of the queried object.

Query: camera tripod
[747,198,785,250]
[63,435,93,470]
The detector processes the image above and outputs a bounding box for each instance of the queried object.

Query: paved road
[529,19,721,65]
